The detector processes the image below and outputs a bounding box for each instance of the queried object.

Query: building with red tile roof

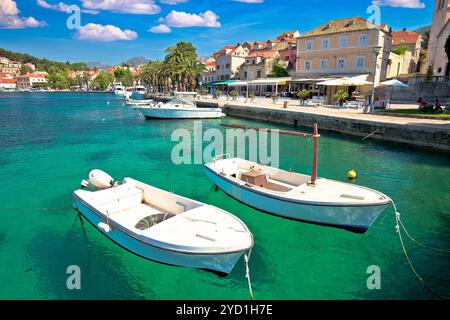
[392,28,422,72]
[0,78,17,90]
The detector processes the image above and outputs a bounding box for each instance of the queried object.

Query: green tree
[425,65,434,83]
[139,42,203,94]
[92,72,115,90]
[20,64,33,75]
[270,57,289,77]
[297,89,310,103]
[393,45,409,56]
[114,68,134,86]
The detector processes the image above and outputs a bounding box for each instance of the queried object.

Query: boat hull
[72,196,244,274]
[205,167,389,233]
[138,107,225,119]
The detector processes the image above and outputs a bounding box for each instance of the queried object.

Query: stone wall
[222,104,450,152]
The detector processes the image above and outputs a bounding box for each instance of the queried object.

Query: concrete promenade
[148,94,450,151]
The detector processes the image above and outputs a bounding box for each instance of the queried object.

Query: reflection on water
[0,92,449,299]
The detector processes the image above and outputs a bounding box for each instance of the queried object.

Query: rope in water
[244,249,254,300]
[391,200,450,300]
[361,128,379,141]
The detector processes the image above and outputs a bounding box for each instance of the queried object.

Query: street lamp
[368,46,382,113]
[245,68,249,103]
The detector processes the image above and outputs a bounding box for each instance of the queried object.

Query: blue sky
[0,0,435,64]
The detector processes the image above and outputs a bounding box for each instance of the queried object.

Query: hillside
[0,48,90,72]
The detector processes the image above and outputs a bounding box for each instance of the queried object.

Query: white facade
[0,57,9,65]
[213,45,248,81]
[16,75,47,89]
[0,79,17,90]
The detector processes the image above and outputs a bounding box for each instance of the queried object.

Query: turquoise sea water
[0,92,449,300]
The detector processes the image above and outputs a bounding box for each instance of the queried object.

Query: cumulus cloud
[37,0,98,14]
[159,10,221,28]
[372,0,425,9]
[75,23,138,41]
[160,0,189,4]
[80,0,161,14]
[0,0,46,29]
[149,24,171,33]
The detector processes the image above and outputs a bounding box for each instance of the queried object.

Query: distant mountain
[86,61,110,69]
[415,25,431,49]
[124,56,150,66]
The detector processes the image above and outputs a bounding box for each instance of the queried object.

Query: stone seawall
[147,94,450,152]
[222,104,450,152]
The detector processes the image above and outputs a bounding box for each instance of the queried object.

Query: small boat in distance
[113,83,126,96]
[131,85,147,99]
[204,124,391,233]
[72,170,253,274]
[135,92,225,119]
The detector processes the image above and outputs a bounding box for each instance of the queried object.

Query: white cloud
[160,0,189,4]
[37,0,98,15]
[81,0,161,14]
[372,0,425,9]
[149,24,171,33]
[160,10,221,28]
[0,0,46,29]
[75,23,138,41]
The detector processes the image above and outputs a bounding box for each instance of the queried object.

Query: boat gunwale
[72,191,254,256]
[204,162,391,208]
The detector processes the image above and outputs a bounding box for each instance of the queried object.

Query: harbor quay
[147,93,450,152]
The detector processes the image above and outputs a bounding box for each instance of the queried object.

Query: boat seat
[239,171,292,192]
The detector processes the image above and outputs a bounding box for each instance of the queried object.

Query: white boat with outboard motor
[72,170,253,274]
[126,98,154,107]
[135,92,225,119]
[204,124,391,233]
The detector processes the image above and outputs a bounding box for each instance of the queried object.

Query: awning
[227,81,249,87]
[248,77,292,85]
[317,75,372,86]
[215,80,238,85]
[201,80,237,86]
[290,77,336,83]
[377,79,409,88]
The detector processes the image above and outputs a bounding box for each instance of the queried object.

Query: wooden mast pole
[311,123,319,185]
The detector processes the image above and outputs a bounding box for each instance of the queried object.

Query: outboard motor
[81,169,114,190]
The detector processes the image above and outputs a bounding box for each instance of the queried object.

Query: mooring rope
[244,249,254,300]
[361,128,379,141]
[391,200,450,300]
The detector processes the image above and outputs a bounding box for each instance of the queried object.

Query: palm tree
[140,42,204,94]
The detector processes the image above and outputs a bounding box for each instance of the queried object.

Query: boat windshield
[167,98,196,108]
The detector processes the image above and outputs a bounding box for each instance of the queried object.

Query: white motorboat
[113,85,126,96]
[72,170,253,274]
[135,92,225,119]
[131,85,147,99]
[205,157,391,233]
[126,99,154,107]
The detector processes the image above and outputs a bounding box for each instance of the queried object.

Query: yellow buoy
[347,169,357,180]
